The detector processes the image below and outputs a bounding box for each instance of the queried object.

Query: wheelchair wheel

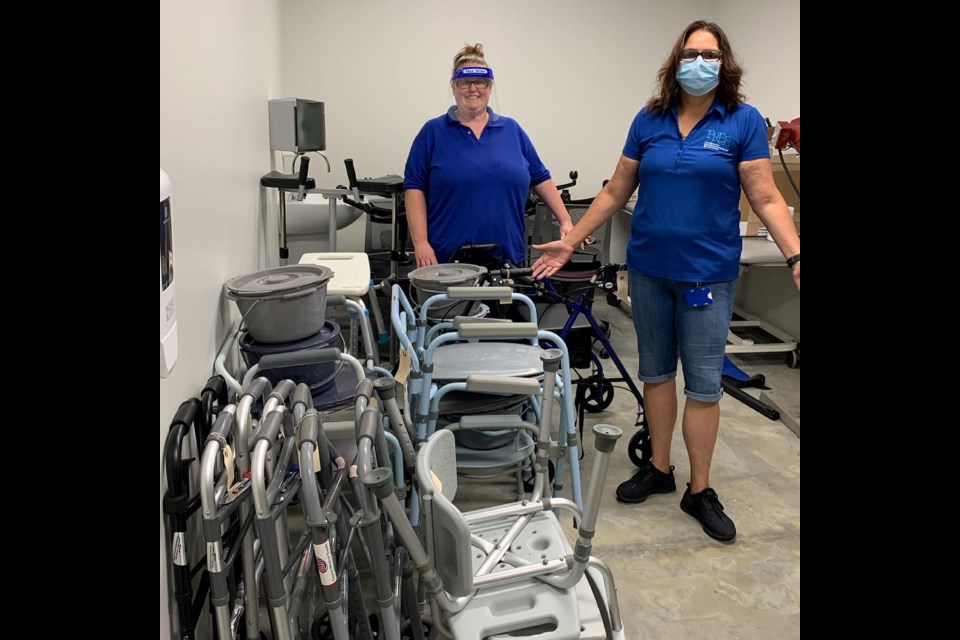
[582,380,614,413]
[627,424,652,468]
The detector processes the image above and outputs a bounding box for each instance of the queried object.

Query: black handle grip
[345,158,358,189]
[164,399,201,497]
[298,155,310,185]
[340,195,379,216]
[501,267,533,278]
[202,376,227,405]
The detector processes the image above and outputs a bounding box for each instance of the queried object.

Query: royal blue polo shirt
[622,101,769,282]
[404,106,551,265]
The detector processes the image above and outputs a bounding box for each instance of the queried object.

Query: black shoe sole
[680,501,737,542]
[615,485,676,504]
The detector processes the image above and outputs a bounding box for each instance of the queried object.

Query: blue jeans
[628,269,735,402]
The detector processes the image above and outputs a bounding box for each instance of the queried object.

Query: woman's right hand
[531,241,574,279]
[415,243,438,268]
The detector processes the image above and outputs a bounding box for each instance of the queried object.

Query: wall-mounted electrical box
[268,98,326,153]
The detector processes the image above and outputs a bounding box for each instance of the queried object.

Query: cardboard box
[740,153,800,235]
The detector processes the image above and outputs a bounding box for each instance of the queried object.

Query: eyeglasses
[679,48,722,63]
[454,79,492,89]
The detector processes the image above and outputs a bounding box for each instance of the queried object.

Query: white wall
[278,0,799,198]
[160,2,800,635]
[716,0,801,123]
[160,1,281,637]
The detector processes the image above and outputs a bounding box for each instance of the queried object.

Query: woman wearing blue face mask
[531,21,799,542]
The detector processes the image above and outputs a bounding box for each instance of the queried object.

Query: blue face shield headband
[452,66,494,87]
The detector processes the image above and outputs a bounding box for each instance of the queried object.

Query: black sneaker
[615,461,676,503]
[680,484,737,542]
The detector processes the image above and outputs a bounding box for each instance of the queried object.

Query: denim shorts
[629,269,735,402]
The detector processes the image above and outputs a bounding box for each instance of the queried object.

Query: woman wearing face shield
[403,43,573,268]
[532,21,800,543]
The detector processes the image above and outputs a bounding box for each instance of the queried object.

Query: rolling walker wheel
[606,292,622,308]
[627,424,652,468]
[582,380,615,412]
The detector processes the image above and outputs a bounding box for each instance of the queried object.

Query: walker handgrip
[258,348,342,370]
[201,376,227,405]
[299,411,319,446]
[205,410,235,443]
[172,400,199,434]
[358,407,381,443]
[465,375,540,395]
[458,322,538,339]
[345,158,358,189]
[355,378,374,402]
[243,377,269,403]
[292,383,313,410]
[251,410,283,449]
[165,400,200,496]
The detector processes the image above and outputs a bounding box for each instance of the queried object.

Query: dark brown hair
[646,20,745,113]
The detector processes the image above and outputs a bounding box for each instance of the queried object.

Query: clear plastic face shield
[451,66,494,90]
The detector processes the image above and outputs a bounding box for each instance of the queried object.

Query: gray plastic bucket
[224,264,333,343]
[408,263,487,323]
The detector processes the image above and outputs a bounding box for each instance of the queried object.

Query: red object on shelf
[774,118,800,154]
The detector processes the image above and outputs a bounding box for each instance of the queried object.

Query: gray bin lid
[408,263,486,288]
[224,265,333,299]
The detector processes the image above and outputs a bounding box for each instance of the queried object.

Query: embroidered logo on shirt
[703,130,732,152]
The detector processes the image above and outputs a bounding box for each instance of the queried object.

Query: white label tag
[395,348,411,385]
[223,445,234,488]
[172,531,187,566]
[616,272,628,302]
[207,541,224,573]
[314,540,338,586]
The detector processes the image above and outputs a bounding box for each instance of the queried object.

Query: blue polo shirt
[622,101,769,282]
[404,106,551,265]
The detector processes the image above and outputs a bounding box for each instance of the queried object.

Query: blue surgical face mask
[676,58,720,96]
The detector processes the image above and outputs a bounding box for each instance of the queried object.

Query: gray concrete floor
[456,300,801,640]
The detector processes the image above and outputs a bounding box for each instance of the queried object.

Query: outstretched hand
[531,241,574,279]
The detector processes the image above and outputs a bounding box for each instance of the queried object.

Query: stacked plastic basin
[225,264,342,392]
